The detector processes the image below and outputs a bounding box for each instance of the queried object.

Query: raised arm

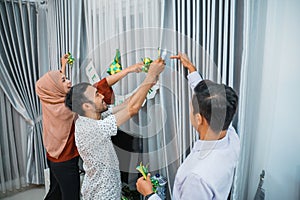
[170,53,202,90]
[170,52,196,73]
[60,54,69,75]
[106,62,143,86]
[113,59,165,127]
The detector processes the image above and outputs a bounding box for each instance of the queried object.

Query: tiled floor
[1,172,85,200]
[1,186,45,200]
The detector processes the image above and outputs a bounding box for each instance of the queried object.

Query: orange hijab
[36,70,75,159]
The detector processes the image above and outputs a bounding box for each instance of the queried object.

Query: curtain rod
[0,0,46,4]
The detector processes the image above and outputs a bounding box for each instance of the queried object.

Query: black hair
[192,80,238,132]
[65,82,93,116]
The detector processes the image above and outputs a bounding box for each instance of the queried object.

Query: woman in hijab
[36,55,81,200]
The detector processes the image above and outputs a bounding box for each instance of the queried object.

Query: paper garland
[107,49,122,75]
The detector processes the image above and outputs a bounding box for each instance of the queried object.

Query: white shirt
[172,126,240,199]
[187,71,203,91]
[75,109,121,200]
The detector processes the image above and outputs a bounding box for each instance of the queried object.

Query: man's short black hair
[65,82,93,116]
[192,80,238,132]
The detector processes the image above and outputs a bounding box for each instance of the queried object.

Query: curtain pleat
[170,0,242,196]
[217,0,223,83]
[233,0,263,199]
[0,0,243,198]
[0,1,47,194]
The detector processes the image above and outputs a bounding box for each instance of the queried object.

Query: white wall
[246,0,300,199]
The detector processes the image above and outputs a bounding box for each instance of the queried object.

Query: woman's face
[61,74,72,93]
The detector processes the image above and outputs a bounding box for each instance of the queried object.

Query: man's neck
[84,112,101,120]
[199,127,227,141]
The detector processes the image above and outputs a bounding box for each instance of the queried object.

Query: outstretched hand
[148,58,165,77]
[126,62,143,73]
[136,173,154,197]
[170,52,196,73]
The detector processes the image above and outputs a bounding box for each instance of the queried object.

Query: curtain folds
[0,0,47,194]
[0,87,28,196]
[46,0,83,84]
[83,0,171,191]
[233,0,267,199]
[0,0,243,197]
[169,0,243,196]
[0,0,84,194]
[83,0,242,197]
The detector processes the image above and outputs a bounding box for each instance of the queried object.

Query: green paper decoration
[107,49,122,75]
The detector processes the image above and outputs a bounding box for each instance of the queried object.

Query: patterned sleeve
[97,115,118,137]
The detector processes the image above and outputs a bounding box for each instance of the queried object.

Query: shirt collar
[192,130,230,152]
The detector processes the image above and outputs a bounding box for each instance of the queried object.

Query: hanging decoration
[67,52,75,65]
[107,49,122,75]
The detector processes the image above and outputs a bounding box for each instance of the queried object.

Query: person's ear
[82,102,91,111]
[195,113,202,126]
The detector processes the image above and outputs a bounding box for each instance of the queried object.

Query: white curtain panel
[232,0,268,199]
[83,0,172,190]
[233,0,300,199]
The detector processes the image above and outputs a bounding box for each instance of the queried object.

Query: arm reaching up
[94,62,143,105]
[106,62,143,86]
[171,53,203,90]
[60,54,69,75]
[113,58,165,127]
[170,52,196,73]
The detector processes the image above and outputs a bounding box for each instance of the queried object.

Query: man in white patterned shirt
[136,53,240,200]
[65,59,165,200]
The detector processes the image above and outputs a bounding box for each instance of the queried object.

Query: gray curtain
[46,0,84,84]
[0,87,28,196]
[0,0,47,194]
[0,0,84,194]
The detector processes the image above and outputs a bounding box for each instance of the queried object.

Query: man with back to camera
[65,58,165,199]
[136,53,240,200]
